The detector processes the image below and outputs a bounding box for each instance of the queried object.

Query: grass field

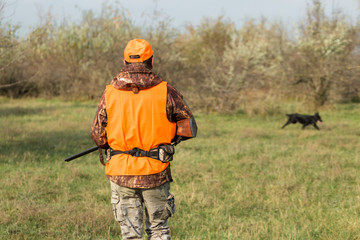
[1,97,359,240]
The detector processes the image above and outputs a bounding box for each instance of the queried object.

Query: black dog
[281,112,323,130]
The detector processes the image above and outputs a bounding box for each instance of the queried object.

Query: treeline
[1,0,359,113]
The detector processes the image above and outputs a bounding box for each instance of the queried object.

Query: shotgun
[64,146,105,165]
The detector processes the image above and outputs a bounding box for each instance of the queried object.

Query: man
[91,39,197,240]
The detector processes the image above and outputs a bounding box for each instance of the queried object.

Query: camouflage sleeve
[167,83,197,143]
[166,83,192,122]
[91,90,109,149]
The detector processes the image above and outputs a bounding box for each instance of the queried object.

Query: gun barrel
[64,146,99,162]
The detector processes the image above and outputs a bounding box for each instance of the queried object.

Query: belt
[110,147,158,158]
[109,144,175,163]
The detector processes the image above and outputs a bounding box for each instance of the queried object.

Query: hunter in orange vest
[91,39,197,240]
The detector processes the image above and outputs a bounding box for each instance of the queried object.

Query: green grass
[1,97,359,239]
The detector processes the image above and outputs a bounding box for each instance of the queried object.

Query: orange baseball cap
[124,39,153,63]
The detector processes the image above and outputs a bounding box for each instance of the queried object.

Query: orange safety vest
[105,81,176,176]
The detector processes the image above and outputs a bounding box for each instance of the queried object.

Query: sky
[2,0,360,36]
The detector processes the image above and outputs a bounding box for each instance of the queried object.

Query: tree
[283,0,358,107]
[0,0,27,94]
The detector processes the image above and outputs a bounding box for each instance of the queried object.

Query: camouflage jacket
[91,63,195,188]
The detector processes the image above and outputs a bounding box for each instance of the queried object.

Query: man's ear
[123,60,126,66]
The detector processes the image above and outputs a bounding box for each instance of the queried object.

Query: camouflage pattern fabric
[110,180,175,240]
[107,166,173,189]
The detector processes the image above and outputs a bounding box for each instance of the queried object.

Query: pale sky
[3,0,360,36]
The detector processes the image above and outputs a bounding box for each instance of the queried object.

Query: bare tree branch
[0,70,38,89]
[0,79,25,89]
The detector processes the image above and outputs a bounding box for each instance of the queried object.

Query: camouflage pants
[110,181,175,240]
